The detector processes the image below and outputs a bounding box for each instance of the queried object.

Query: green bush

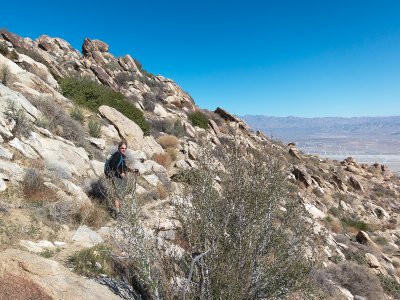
[188,110,209,129]
[379,274,400,298]
[341,217,368,231]
[59,77,150,135]
[88,118,101,138]
[68,244,113,277]
[70,106,84,123]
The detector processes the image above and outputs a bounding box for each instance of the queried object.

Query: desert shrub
[105,172,163,298]
[327,261,385,299]
[1,65,11,85]
[4,100,32,137]
[69,244,114,277]
[30,97,87,148]
[166,147,178,161]
[171,119,185,137]
[105,61,120,71]
[152,153,172,169]
[133,58,142,70]
[70,106,84,123]
[151,118,185,137]
[373,184,397,198]
[88,118,101,138]
[114,71,133,87]
[46,199,80,223]
[188,110,209,129]
[142,92,156,112]
[157,185,168,200]
[203,109,225,126]
[0,42,17,60]
[59,77,150,135]
[176,146,316,299]
[22,168,43,197]
[341,217,368,231]
[21,168,56,205]
[0,43,8,56]
[156,135,180,149]
[76,202,110,229]
[328,207,341,217]
[379,274,400,298]
[374,236,389,246]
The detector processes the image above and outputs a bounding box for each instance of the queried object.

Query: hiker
[106,141,139,217]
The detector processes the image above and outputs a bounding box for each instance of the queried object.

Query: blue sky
[2,0,400,117]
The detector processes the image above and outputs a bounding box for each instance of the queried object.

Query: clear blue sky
[2,0,400,117]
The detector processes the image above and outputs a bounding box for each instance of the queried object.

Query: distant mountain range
[241,115,400,137]
[241,115,400,173]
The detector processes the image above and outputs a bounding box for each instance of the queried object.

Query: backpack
[104,153,124,177]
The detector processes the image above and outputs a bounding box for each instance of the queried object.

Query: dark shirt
[108,151,127,179]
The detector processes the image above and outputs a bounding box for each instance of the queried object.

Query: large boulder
[82,38,109,55]
[0,54,69,105]
[24,132,90,177]
[0,159,24,182]
[118,54,142,75]
[99,105,143,146]
[0,81,41,120]
[0,249,121,299]
[17,53,58,88]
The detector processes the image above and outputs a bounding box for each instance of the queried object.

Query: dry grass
[152,153,172,169]
[165,148,178,161]
[157,185,168,200]
[78,202,110,229]
[156,135,180,149]
[22,168,56,205]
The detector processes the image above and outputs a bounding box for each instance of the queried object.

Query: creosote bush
[188,110,209,129]
[176,145,316,299]
[59,77,150,135]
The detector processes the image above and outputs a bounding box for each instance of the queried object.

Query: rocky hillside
[1,29,400,300]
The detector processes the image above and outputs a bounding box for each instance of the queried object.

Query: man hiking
[105,141,139,218]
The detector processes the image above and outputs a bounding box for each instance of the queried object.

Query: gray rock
[99,105,143,148]
[88,137,106,150]
[0,158,24,182]
[141,136,164,158]
[0,179,6,192]
[0,79,41,120]
[143,160,167,174]
[19,240,55,253]
[9,137,38,159]
[0,145,13,160]
[71,225,103,248]
[101,124,120,140]
[143,174,160,187]
[25,132,90,177]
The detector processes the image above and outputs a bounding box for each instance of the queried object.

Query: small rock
[71,225,103,248]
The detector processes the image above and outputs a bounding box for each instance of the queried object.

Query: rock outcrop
[0,249,122,300]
